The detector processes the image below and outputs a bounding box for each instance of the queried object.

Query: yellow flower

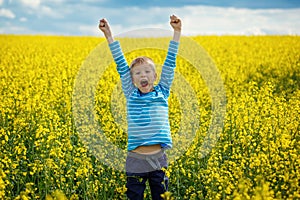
[161,191,174,200]
[52,190,68,200]
[0,34,299,200]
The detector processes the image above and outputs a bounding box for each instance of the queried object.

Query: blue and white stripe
[109,40,179,151]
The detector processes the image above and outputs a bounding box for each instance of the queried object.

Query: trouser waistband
[127,149,165,160]
[126,149,167,173]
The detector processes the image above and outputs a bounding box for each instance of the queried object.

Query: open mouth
[140,80,148,87]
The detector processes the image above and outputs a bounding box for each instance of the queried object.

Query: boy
[99,15,181,200]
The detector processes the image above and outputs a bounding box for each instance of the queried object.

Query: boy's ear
[154,72,157,80]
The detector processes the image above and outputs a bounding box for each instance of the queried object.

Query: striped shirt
[109,40,179,151]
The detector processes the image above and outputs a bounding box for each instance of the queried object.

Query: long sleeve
[109,41,135,98]
[159,40,179,98]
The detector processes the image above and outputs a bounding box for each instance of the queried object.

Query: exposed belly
[131,144,162,154]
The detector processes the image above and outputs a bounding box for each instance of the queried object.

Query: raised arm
[98,18,135,97]
[99,18,114,44]
[158,15,181,97]
[170,15,182,42]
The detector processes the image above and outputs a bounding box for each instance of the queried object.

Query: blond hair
[130,56,156,72]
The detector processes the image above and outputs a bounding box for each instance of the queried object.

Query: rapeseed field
[0,35,299,199]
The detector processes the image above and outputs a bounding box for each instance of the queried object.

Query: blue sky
[0,0,300,36]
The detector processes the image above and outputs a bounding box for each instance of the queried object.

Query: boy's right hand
[99,18,112,37]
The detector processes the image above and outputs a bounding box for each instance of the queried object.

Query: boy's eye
[145,70,151,73]
[135,72,140,75]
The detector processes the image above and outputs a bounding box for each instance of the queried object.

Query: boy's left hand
[170,15,182,32]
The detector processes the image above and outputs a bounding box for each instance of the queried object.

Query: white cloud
[78,25,100,36]
[0,8,15,19]
[19,17,27,22]
[19,0,41,8]
[81,0,107,2]
[71,5,298,36]
[17,0,63,18]
[243,27,267,35]
[168,6,300,35]
[42,0,66,3]
[0,24,28,34]
[1,4,300,36]
[107,5,300,35]
[38,5,63,18]
[0,0,3,6]
[19,3,63,19]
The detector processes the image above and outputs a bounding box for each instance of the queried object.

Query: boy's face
[131,63,157,94]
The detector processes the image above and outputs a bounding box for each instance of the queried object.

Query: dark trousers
[126,170,168,200]
[125,150,168,200]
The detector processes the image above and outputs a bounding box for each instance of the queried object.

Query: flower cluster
[0,35,299,199]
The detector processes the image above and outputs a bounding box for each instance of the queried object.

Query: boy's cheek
[131,77,137,84]
[132,79,139,87]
